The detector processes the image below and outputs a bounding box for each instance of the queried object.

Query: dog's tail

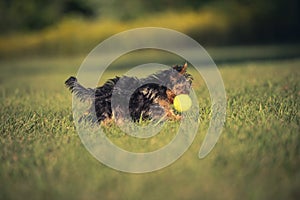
[65,76,94,101]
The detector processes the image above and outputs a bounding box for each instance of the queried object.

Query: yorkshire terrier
[65,63,193,125]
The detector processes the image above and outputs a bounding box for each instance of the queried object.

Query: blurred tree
[97,0,144,21]
[0,0,98,33]
[63,0,97,17]
[141,0,214,12]
[0,0,299,44]
[229,0,300,43]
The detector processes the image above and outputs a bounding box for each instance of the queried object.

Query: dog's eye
[173,65,183,72]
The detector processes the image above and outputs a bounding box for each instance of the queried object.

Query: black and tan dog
[65,63,193,124]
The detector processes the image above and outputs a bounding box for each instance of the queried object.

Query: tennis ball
[173,94,192,112]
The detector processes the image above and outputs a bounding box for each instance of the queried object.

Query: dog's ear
[180,62,188,74]
[173,62,188,74]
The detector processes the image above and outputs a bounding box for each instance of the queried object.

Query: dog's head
[154,62,193,103]
[168,62,193,94]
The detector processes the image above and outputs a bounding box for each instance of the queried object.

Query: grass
[0,52,299,200]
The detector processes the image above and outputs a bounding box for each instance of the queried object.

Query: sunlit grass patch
[0,56,299,200]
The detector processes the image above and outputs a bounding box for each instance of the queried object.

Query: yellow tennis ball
[173,94,192,112]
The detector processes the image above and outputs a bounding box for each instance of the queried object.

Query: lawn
[0,51,299,200]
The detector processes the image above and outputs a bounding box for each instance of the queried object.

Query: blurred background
[0,0,299,59]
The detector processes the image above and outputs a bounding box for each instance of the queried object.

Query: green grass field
[0,51,299,200]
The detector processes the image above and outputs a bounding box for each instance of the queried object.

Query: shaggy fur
[65,63,193,124]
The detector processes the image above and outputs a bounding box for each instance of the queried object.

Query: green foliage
[0,0,299,45]
[1,7,299,59]
[0,0,97,33]
[0,52,299,199]
[0,10,231,58]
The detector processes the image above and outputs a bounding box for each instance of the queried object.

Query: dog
[65,63,193,125]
